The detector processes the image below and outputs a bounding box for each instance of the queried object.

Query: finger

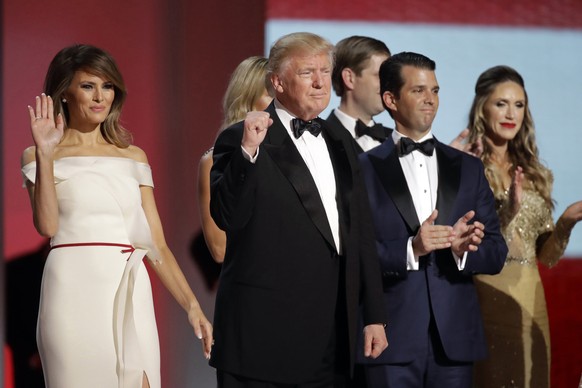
[363,332,373,357]
[370,338,387,358]
[423,209,439,225]
[191,320,203,340]
[203,335,212,358]
[457,128,470,141]
[369,340,381,358]
[425,225,453,234]
[205,325,214,355]
[460,210,475,224]
[56,113,64,131]
[469,232,482,244]
[472,229,484,240]
[27,105,36,122]
[421,226,455,243]
[35,95,42,118]
[47,95,55,121]
[431,241,453,250]
[201,335,212,359]
[467,243,480,252]
[475,138,484,153]
[513,166,523,182]
[472,221,485,231]
[40,93,48,118]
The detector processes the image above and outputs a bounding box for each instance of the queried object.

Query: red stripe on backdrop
[267,0,582,29]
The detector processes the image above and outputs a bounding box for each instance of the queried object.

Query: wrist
[35,147,56,160]
[556,216,574,236]
[241,144,258,158]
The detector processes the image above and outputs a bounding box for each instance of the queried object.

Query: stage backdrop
[264,2,582,387]
[3,0,265,386]
[266,0,582,257]
[3,0,582,386]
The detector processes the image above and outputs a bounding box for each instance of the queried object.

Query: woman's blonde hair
[222,56,272,129]
[44,44,131,147]
[467,65,553,209]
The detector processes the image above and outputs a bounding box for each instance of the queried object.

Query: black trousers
[216,320,349,388]
[217,258,351,388]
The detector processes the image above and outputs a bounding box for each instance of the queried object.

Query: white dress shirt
[391,130,466,271]
[242,99,341,253]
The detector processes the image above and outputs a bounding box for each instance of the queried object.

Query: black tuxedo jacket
[209,102,385,383]
[357,136,508,364]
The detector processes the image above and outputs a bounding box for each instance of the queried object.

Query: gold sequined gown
[474,188,567,388]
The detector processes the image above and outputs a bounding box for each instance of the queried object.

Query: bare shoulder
[21,146,37,166]
[200,148,213,164]
[199,149,213,175]
[122,145,149,164]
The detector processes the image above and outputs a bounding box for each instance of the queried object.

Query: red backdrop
[4,0,582,386]
[3,0,265,386]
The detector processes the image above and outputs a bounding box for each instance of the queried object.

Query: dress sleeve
[136,162,154,188]
[21,161,37,187]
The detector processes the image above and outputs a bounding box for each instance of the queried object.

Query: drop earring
[62,98,67,103]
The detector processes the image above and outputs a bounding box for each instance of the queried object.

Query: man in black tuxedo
[209,32,388,387]
[326,36,392,153]
[357,52,507,387]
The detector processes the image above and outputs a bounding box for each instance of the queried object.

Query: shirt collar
[392,129,434,144]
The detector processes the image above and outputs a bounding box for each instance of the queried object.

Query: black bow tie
[399,137,435,156]
[291,118,322,139]
[355,120,388,142]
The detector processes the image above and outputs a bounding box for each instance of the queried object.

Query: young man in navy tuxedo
[357,52,507,387]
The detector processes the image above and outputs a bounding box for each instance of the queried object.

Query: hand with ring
[28,93,65,154]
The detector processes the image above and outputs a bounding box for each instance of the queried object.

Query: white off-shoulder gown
[22,156,162,388]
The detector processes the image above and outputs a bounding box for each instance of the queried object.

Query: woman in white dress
[21,44,213,388]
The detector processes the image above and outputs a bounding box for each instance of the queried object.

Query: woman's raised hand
[28,93,64,153]
[507,165,524,218]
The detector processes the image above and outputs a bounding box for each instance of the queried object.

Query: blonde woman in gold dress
[467,65,582,388]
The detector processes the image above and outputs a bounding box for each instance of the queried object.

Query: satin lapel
[434,141,461,225]
[262,105,336,250]
[326,112,364,154]
[369,142,420,232]
[322,121,353,240]
[354,139,364,154]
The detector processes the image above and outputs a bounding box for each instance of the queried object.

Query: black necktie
[399,137,435,156]
[355,120,388,142]
[291,118,322,139]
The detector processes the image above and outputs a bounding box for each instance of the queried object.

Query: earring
[62,98,67,103]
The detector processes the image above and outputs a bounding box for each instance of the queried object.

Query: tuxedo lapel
[369,141,420,232]
[322,121,353,241]
[326,111,364,154]
[434,141,461,225]
[263,105,336,250]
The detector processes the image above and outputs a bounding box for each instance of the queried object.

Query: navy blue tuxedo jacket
[357,136,507,364]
